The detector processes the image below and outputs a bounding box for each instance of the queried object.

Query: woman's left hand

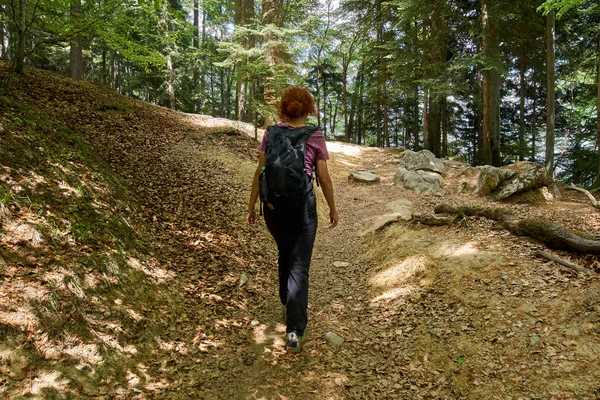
[246,210,257,226]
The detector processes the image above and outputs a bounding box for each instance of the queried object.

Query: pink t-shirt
[259,122,329,176]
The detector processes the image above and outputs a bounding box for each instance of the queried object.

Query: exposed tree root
[565,184,600,209]
[433,204,600,254]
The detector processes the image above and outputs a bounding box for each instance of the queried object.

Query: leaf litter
[0,63,599,399]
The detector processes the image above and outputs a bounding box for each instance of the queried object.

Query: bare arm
[246,152,266,225]
[316,159,338,228]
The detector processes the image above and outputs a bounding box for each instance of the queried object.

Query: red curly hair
[278,86,317,121]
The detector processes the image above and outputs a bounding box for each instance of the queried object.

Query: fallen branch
[533,251,591,274]
[433,204,600,254]
[565,184,600,209]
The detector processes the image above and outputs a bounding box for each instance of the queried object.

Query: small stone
[348,170,381,185]
[408,293,422,303]
[239,273,248,287]
[530,335,542,348]
[501,275,509,281]
[333,261,350,268]
[325,332,345,346]
[250,320,260,327]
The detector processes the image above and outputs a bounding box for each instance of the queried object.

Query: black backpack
[259,124,319,213]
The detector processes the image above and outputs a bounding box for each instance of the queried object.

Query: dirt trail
[191,126,600,399]
[1,65,598,399]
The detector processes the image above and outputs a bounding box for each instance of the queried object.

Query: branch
[26,2,121,55]
[565,184,600,208]
[534,251,591,274]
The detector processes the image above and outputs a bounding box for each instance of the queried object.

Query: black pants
[264,188,317,336]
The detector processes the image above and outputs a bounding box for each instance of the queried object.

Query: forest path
[1,67,598,399]
[183,115,600,399]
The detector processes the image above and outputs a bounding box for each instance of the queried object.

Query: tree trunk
[482,0,501,167]
[262,0,283,126]
[167,54,176,110]
[423,89,429,147]
[323,71,328,136]
[413,85,420,151]
[546,11,555,176]
[375,0,389,147]
[594,34,600,188]
[442,96,448,157]
[425,3,447,157]
[0,4,8,60]
[532,80,537,162]
[235,0,253,121]
[14,0,26,74]
[193,0,200,112]
[519,45,526,161]
[357,71,364,145]
[70,0,84,80]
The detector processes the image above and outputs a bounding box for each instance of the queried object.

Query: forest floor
[1,63,600,399]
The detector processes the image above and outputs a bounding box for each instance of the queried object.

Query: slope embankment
[0,64,280,398]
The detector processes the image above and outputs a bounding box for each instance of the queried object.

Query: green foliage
[3,0,600,179]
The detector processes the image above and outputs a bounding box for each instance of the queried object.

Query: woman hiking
[246,86,338,354]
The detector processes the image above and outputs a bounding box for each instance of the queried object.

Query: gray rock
[475,162,552,200]
[495,162,552,200]
[475,166,516,196]
[325,332,345,346]
[399,149,445,175]
[348,170,380,185]
[394,168,442,195]
[239,273,249,287]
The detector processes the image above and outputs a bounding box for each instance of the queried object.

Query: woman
[246,86,338,354]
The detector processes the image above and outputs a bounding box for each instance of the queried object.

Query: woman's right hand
[246,210,257,226]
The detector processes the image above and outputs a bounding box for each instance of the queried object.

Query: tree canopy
[1,0,599,186]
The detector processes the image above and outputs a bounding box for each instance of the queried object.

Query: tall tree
[262,0,283,125]
[481,0,501,166]
[234,0,253,121]
[545,10,555,175]
[69,0,83,79]
[424,0,448,157]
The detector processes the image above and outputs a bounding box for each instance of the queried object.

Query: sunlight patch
[368,255,427,289]
[0,308,38,330]
[126,370,141,386]
[155,337,188,354]
[434,242,479,258]
[126,308,144,322]
[327,142,363,156]
[253,323,286,346]
[370,285,418,305]
[127,257,173,282]
[30,371,71,395]
[62,341,103,365]
[58,180,82,198]
[5,222,43,247]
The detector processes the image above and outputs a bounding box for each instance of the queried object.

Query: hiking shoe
[286,332,303,354]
